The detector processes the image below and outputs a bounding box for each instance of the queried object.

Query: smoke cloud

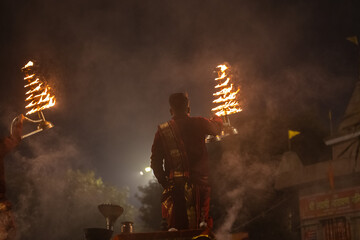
[0,0,358,238]
[3,129,135,239]
[0,0,356,195]
[212,151,277,239]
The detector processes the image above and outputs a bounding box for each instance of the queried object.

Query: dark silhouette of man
[150,93,222,230]
[0,115,23,240]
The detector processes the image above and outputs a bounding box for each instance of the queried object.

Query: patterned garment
[0,201,15,240]
[152,115,222,230]
[161,180,197,230]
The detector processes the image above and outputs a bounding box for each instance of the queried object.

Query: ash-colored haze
[0,0,358,238]
[4,129,135,239]
[213,151,277,239]
[1,0,356,193]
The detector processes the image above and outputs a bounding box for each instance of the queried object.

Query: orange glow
[25,83,43,95]
[24,78,40,87]
[218,64,228,72]
[211,64,242,117]
[215,72,226,80]
[23,61,34,69]
[215,78,230,88]
[24,74,35,80]
[213,84,233,96]
[22,61,56,115]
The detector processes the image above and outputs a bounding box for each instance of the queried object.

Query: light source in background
[139,167,152,176]
[10,60,56,139]
[138,166,155,185]
[207,63,242,142]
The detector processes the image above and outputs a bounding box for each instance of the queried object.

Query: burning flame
[23,61,34,69]
[22,61,56,115]
[211,64,242,117]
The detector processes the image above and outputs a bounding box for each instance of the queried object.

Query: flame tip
[22,61,34,69]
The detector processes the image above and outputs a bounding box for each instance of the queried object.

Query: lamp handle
[21,128,44,139]
[10,112,45,139]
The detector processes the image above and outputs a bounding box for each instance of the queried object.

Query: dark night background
[0,0,360,238]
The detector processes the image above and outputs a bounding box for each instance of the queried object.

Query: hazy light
[145,167,151,172]
[139,171,144,175]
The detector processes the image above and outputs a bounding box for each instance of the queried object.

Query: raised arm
[0,115,24,159]
[202,115,223,136]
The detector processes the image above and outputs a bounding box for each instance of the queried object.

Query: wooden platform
[113,229,205,240]
[113,230,249,240]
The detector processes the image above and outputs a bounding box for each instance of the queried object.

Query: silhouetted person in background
[151,93,222,230]
[0,115,23,240]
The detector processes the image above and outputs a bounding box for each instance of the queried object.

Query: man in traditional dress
[150,93,222,230]
[0,115,23,240]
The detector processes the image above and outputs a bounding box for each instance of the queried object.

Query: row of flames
[22,61,56,115]
[21,61,238,118]
[211,64,242,117]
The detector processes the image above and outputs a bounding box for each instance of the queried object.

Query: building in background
[276,82,360,240]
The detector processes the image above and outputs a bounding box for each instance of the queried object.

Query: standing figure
[151,93,222,230]
[0,115,23,240]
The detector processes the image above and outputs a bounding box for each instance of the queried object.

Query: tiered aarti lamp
[207,63,242,142]
[11,60,56,138]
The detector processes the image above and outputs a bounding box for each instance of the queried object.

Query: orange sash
[158,120,197,229]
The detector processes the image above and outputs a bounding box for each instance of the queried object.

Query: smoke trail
[213,151,277,239]
[215,189,244,240]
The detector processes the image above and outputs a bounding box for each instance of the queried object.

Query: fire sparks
[22,61,56,115]
[211,64,242,117]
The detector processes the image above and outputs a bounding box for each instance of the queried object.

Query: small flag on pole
[346,36,358,45]
[288,130,300,151]
[288,130,300,140]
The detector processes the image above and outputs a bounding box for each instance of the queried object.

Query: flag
[346,36,358,45]
[288,130,300,140]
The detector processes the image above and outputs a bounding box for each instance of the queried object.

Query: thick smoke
[213,151,277,239]
[0,0,358,238]
[1,0,356,195]
[3,129,135,240]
